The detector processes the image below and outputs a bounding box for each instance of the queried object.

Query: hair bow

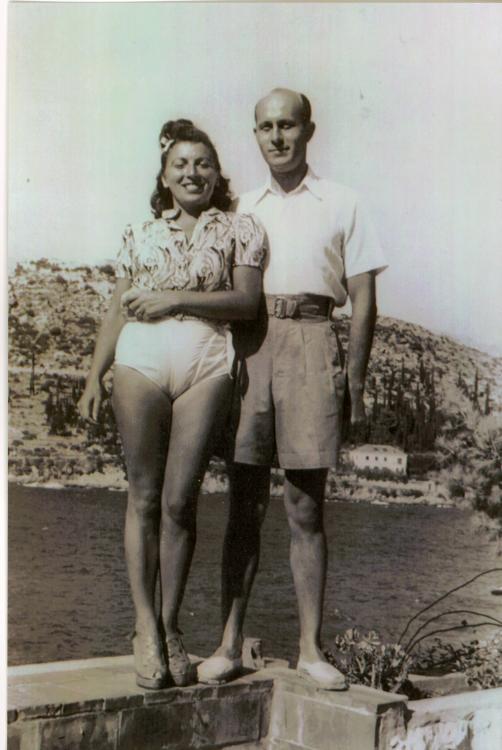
[160,136,175,155]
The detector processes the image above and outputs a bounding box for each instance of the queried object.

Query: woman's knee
[127,479,161,519]
[162,491,197,530]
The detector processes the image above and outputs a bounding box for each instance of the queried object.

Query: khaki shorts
[230,311,346,470]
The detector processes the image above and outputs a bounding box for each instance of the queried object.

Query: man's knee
[284,469,326,535]
[286,496,323,535]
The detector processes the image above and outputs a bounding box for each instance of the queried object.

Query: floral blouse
[115,207,266,292]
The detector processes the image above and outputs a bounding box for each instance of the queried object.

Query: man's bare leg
[283,468,327,661]
[283,467,346,688]
[197,463,269,680]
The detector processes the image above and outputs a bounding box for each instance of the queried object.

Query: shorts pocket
[324,323,345,375]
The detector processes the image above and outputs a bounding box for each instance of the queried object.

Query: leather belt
[265,294,333,320]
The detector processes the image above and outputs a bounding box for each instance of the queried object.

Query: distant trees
[34,258,61,273]
[8,309,51,395]
[456,369,492,415]
[43,374,125,473]
[364,359,441,452]
[362,361,495,456]
[45,376,84,435]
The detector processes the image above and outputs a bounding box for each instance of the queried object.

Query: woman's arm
[121,266,262,322]
[78,277,131,420]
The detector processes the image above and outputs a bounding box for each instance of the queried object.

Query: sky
[7,2,502,355]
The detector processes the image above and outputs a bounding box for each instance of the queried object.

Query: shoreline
[7,472,458,509]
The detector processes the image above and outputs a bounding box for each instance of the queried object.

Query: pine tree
[29,351,36,395]
[45,391,54,420]
[387,368,395,409]
[484,382,491,416]
[473,369,479,406]
[419,359,426,384]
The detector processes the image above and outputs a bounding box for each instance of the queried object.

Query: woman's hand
[78,379,104,422]
[120,289,181,320]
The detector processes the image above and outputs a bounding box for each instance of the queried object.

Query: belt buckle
[274,296,287,319]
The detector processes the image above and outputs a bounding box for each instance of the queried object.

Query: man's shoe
[197,655,242,685]
[297,659,348,691]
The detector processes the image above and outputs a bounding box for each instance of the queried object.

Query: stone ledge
[408,671,469,698]
[8,654,274,721]
[390,686,502,750]
[8,656,502,750]
[268,669,408,750]
[408,684,502,717]
[270,667,407,711]
[8,655,275,750]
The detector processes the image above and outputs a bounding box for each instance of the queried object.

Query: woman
[78,119,265,689]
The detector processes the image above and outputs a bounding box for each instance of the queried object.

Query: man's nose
[271,126,283,144]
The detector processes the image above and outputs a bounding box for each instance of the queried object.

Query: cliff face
[7,260,502,501]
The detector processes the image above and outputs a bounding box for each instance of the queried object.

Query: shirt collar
[252,166,323,204]
[161,205,224,222]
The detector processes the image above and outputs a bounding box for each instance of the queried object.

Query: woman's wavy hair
[150,119,232,217]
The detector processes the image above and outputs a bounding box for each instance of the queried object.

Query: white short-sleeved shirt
[235,167,387,306]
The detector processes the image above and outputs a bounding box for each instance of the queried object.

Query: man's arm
[346,270,377,426]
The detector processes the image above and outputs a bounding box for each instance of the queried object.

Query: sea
[8,483,502,666]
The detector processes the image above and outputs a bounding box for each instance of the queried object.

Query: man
[198,88,387,689]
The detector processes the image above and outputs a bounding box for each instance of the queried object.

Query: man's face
[254,91,314,175]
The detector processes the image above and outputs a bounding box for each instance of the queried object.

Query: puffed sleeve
[115,224,135,280]
[233,213,266,270]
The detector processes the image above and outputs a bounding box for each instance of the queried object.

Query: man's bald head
[253,88,315,181]
[254,88,312,124]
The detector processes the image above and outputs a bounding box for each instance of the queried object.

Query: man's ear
[306,121,316,142]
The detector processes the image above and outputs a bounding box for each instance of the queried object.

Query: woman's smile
[162,141,219,213]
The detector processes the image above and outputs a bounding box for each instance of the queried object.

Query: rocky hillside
[8,259,502,392]
[7,260,502,516]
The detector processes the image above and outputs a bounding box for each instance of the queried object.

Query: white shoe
[197,655,242,685]
[297,659,348,690]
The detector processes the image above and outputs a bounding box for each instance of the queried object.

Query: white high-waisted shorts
[115,318,234,400]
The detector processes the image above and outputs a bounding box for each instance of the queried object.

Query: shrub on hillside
[448,480,465,498]
[99,263,115,277]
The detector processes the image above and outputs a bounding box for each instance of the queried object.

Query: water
[8,483,502,666]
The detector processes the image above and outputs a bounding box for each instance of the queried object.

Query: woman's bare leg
[112,366,172,635]
[159,375,231,639]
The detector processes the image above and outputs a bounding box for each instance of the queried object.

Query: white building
[349,444,408,475]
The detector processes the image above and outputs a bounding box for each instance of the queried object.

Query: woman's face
[162,141,219,214]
